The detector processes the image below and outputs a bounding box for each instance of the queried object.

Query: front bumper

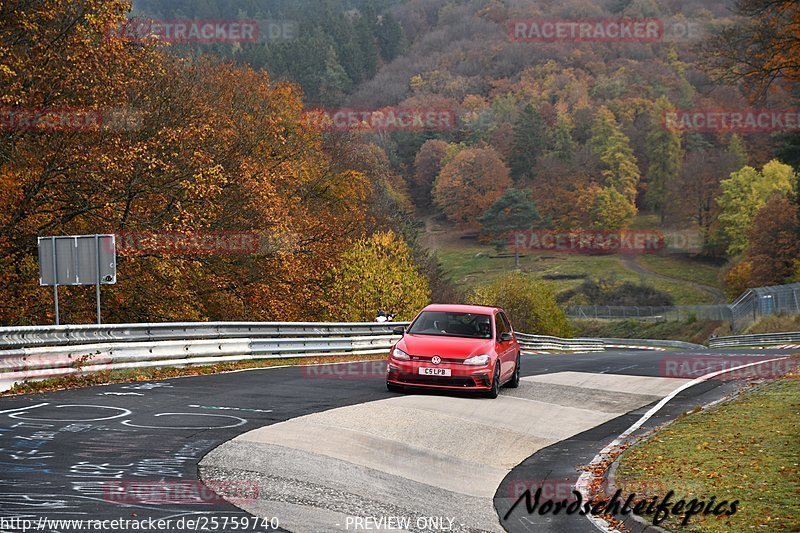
[386,359,493,390]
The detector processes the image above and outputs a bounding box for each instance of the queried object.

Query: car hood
[398,334,493,360]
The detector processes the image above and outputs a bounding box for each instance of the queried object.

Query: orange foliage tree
[709,0,800,98]
[745,196,800,287]
[432,146,511,226]
[412,139,450,206]
[0,0,371,324]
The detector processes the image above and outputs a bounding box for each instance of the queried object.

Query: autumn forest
[0,0,798,327]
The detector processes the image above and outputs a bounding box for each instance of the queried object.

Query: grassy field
[435,240,722,305]
[638,254,725,290]
[644,277,717,305]
[629,214,661,229]
[615,375,800,531]
[437,243,638,289]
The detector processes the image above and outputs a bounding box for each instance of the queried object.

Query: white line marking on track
[575,356,790,532]
[8,404,131,422]
[0,402,49,415]
[189,404,272,413]
[121,413,247,430]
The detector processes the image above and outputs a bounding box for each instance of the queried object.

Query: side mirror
[392,326,406,335]
[499,332,513,342]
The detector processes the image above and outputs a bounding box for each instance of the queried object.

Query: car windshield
[407,311,492,339]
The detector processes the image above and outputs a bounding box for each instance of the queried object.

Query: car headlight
[392,347,411,361]
[464,354,490,366]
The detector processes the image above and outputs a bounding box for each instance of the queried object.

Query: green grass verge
[615,375,800,531]
[744,315,800,335]
[571,319,722,344]
[2,353,388,397]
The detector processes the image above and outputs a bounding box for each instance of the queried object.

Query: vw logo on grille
[431,356,442,365]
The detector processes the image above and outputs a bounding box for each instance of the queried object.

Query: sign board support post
[51,237,60,326]
[95,234,102,324]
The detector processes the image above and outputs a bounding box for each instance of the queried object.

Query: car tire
[507,354,520,388]
[387,382,404,394]
[486,364,501,399]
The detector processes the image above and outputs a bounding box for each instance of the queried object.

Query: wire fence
[566,283,800,333]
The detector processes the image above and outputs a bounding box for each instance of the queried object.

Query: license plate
[419,367,451,377]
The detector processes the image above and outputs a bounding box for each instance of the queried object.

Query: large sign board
[38,235,116,325]
[38,235,116,286]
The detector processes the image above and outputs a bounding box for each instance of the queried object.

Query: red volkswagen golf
[386,304,521,398]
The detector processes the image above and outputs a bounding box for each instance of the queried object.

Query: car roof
[421,304,501,315]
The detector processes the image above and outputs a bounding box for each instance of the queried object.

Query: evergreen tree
[727,133,748,170]
[319,46,353,104]
[591,107,640,205]
[589,107,617,155]
[601,133,640,204]
[330,14,365,85]
[509,104,549,181]
[377,13,407,61]
[645,97,683,222]
[774,91,800,201]
[775,131,800,173]
[353,14,379,80]
[551,112,577,163]
[478,188,544,267]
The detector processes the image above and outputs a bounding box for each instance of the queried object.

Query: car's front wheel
[507,353,521,388]
[486,364,501,399]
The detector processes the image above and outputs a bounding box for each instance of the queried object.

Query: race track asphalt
[0,348,794,533]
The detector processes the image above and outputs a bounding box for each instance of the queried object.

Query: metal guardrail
[0,334,403,391]
[0,322,697,392]
[592,337,705,350]
[708,332,800,348]
[515,333,604,352]
[516,335,703,352]
[0,321,408,349]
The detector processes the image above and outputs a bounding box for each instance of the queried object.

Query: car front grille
[401,375,476,387]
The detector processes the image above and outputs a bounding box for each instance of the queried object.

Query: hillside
[132,1,798,285]
[1,0,796,326]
